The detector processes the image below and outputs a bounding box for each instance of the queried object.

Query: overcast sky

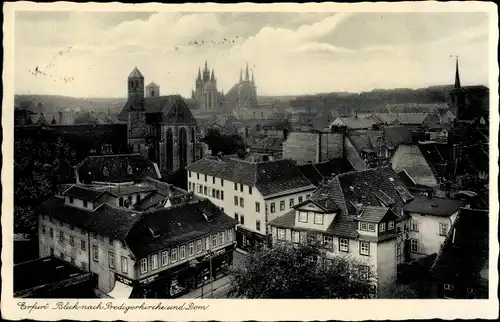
[15,11,490,98]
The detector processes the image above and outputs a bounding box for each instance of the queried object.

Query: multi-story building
[37,193,236,299]
[186,157,316,251]
[268,166,416,297]
[403,193,466,260]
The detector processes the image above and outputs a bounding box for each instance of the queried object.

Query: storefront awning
[108,281,133,299]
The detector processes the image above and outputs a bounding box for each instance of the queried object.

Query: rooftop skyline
[16,11,490,98]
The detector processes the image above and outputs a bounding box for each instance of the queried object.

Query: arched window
[179,127,188,167]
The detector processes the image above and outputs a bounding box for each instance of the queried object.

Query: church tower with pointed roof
[120,66,202,174]
[449,57,467,119]
[192,61,222,112]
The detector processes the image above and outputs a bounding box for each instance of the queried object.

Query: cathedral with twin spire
[191,61,258,114]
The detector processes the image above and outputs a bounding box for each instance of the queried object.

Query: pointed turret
[204,60,208,72]
[252,70,255,84]
[245,63,249,81]
[197,67,202,81]
[240,68,243,83]
[454,56,461,89]
[211,69,215,81]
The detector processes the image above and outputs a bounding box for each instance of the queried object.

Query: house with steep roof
[390,144,439,188]
[430,208,488,299]
[403,193,466,261]
[118,67,201,174]
[186,157,316,251]
[37,186,237,299]
[268,167,416,297]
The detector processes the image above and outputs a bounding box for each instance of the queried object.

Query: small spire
[454,56,461,89]
[245,63,249,81]
[240,68,243,82]
[211,69,215,81]
[252,70,255,84]
[197,67,201,80]
[205,60,208,71]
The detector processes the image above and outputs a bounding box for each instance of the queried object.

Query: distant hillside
[14,95,127,115]
[289,85,489,115]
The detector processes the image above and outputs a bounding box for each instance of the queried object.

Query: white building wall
[188,170,314,236]
[408,212,457,259]
[38,214,136,293]
[376,239,398,296]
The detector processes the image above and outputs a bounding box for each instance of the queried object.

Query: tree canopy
[201,129,246,157]
[228,241,377,299]
[14,132,77,234]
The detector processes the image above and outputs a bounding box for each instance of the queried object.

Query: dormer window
[379,222,386,232]
[127,165,133,175]
[298,211,308,223]
[103,167,109,177]
[314,213,324,225]
[360,222,368,231]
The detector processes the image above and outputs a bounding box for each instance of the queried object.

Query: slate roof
[403,195,465,216]
[62,185,106,201]
[37,197,142,239]
[125,199,238,258]
[187,158,315,197]
[118,95,197,125]
[431,208,489,288]
[129,67,144,78]
[270,167,413,239]
[75,154,161,183]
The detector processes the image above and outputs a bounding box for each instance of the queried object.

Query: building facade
[186,157,316,251]
[37,193,236,298]
[191,61,223,112]
[118,67,201,174]
[268,167,416,297]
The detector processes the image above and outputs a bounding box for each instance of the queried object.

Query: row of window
[107,250,129,274]
[42,223,116,246]
[359,221,395,233]
[139,229,233,275]
[190,182,225,201]
[270,195,310,214]
[189,172,225,188]
[275,228,371,256]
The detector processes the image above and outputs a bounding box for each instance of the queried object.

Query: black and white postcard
[2,1,498,321]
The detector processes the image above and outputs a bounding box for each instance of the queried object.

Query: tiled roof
[335,117,377,129]
[125,199,238,257]
[134,192,167,211]
[62,185,106,201]
[268,209,297,229]
[358,206,390,223]
[117,95,197,125]
[383,126,414,148]
[337,167,410,218]
[298,164,323,186]
[431,208,489,288]
[403,195,465,216]
[391,145,438,187]
[348,130,383,154]
[75,154,161,183]
[37,197,142,239]
[187,158,314,197]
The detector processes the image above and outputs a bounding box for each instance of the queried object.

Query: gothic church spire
[454,56,461,89]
